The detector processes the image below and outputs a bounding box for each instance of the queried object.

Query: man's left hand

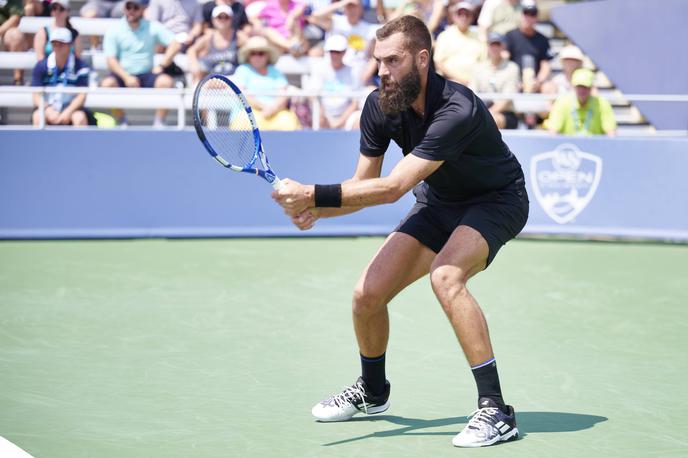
[271,178,314,216]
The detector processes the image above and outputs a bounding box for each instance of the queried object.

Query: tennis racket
[192,74,282,189]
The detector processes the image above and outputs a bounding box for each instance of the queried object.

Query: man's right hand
[124,75,140,88]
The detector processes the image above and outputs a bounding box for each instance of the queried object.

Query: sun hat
[238,36,280,65]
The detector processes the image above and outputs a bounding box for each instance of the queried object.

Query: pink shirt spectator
[259,0,304,39]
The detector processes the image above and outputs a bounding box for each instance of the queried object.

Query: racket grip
[271,177,284,190]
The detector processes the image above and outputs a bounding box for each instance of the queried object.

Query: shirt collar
[424,69,445,118]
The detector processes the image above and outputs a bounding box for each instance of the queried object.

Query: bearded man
[272,15,528,448]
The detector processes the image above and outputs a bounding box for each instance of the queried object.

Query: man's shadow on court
[322,412,608,446]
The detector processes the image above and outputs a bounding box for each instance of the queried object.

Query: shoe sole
[314,401,391,422]
[452,428,519,447]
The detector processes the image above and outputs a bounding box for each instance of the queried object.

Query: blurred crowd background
[0,0,626,134]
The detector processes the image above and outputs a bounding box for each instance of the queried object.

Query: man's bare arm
[315,153,385,218]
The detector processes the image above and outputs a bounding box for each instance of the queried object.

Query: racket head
[192,74,262,172]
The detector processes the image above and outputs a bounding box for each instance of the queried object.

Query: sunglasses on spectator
[215,14,231,20]
[250,51,267,56]
[523,11,538,17]
[125,3,143,10]
[51,4,67,12]
[454,9,472,17]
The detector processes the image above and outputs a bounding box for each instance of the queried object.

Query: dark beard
[378,64,421,115]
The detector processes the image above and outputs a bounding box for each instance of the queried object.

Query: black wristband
[314,184,342,208]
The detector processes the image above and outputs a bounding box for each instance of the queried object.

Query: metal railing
[2,85,688,131]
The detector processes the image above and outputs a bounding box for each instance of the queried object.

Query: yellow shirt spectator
[434,2,486,85]
[547,68,616,136]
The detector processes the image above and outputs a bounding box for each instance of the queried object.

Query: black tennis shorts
[394,184,529,267]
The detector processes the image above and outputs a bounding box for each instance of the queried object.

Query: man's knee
[352,283,387,317]
[429,264,469,305]
[154,74,173,88]
[101,76,118,87]
[4,28,26,50]
[71,111,87,126]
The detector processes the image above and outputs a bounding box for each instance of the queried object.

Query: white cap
[212,5,233,18]
[52,0,70,9]
[522,0,538,13]
[50,27,73,43]
[559,45,584,61]
[324,34,348,52]
[452,1,474,12]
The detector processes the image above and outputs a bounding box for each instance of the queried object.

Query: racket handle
[271,177,284,190]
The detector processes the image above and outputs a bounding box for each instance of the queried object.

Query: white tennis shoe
[453,398,519,447]
[312,377,391,422]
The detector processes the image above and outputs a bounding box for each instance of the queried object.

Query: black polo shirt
[360,71,525,203]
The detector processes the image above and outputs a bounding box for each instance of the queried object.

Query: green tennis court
[1,238,686,457]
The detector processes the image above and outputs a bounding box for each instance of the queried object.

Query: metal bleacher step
[597,88,627,105]
[594,71,614,90]
[548,37,566,58]
[613,105,645,125]
[535,22,556,39]
[2,106,32,126]
[617,124,655,136]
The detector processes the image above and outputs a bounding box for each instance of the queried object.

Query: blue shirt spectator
[103,14,175,75]
[232,61,289,107]
[232,36,300,130]
[101,0,182,127]
[31,27,93,126]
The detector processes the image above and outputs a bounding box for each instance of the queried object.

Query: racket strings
[196,77,258,168]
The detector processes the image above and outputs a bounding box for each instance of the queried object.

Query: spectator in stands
[31,28,93,126]
[471,32,519,129]
[251,0,309,57]
[504,0,551,94]
[201,0,250,43]
[547,68,616,136]
[24,0,50,17]
[232,35,301,130]
[34,0,81,61]
[309,0,378,84]
[101,0,182,127]
[80,0,127,19]
[187,5,239,84]
[478,0,520,36]
[80,0,127,51]
[434,1,486,85]
[309,34,361,129]
[0,0,29,84]
[0,0,22,40]
[388,0,444,35]
[542,44,584,95]
[146,0,204,50]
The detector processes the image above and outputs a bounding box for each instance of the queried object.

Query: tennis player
[272,15,528,448]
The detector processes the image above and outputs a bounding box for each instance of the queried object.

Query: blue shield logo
[530,143,603,224]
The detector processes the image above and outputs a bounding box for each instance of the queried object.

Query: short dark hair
[375,15,432,55]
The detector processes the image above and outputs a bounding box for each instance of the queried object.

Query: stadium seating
[0,3,662,132]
